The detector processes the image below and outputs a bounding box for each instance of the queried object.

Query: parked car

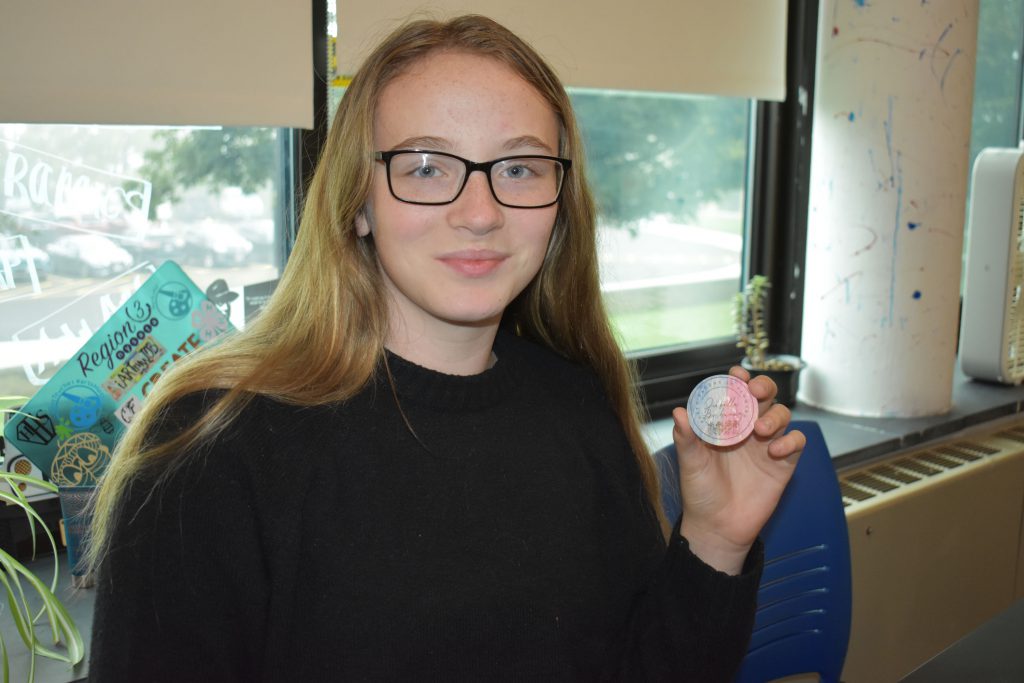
[120,220,186,265]
[0,238,50,287]
[46,234,134,278]
[234,218,275,264]
[180,219,253,267]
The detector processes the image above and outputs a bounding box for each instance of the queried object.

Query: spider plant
[1,397,84,682]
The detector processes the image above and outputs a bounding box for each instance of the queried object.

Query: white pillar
[798,0,979,417]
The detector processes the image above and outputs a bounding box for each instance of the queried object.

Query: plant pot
[741,354,806,408]
[57,485,96,587]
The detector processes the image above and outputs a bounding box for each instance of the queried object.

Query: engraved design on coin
[686,374,759,447]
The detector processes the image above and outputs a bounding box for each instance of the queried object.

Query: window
[0,0,331,407]
[0,125,290,401]
[571,90,751,353]
[969,0,1024,170]
[963,0,1024,286]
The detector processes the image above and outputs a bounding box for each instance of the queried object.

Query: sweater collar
[382,330,520,411]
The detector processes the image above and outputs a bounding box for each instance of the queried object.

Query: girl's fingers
[755,403,791,437]
[671,406,696,444]
[728,366,777,410]
[767,429,806,458]
[728,365,751,383]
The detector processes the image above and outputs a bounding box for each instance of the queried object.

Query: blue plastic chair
[653,420,852,683]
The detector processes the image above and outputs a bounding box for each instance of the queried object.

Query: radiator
[838,416,1024,682]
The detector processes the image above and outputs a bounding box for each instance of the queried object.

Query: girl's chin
[437,309,506,329]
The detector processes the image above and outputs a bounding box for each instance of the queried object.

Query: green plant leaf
[0,491,59,594]
[2,624,10,683]
[4,479,39,561]
[0,549,83,666]
[0,553,37,662]
[0,470,84,670]
[0,395,38,422]
[0,473,57,495]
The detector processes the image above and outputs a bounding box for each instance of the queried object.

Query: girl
[87,14,804,682]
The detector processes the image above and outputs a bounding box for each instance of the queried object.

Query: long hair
[86,14,666,572]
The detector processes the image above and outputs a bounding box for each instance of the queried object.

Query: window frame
[284,1,330,263]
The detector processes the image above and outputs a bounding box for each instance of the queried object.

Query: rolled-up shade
[0,0,313,128]
[338,1,788,101]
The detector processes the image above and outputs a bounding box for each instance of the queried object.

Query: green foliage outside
[570,90,748,228]
[137,128,278,215]
[970,0,1024,163]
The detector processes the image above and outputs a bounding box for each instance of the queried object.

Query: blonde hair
[86,14,665,573]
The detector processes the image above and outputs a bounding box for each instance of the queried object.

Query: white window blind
[337,1,788,101]
[0,0,313,128]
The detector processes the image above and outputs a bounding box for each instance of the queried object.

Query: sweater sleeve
[615,520,764,683]
[88,446,270,683]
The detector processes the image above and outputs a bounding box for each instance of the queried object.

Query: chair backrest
[652,420,852,683]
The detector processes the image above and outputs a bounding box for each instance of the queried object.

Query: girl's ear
[355,209,371,237]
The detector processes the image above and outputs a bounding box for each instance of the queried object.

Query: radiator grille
[998,425,1024,443]
[838,433,1016,509]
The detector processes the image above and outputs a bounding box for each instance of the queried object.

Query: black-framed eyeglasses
[374,149,571,208]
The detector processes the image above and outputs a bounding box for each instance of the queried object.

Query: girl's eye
[413,165,439,178]
[389,152,454,179]
[503,162,539,179]
[507,165,529,178]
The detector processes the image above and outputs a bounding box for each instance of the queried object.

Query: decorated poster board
[3,261,231,483]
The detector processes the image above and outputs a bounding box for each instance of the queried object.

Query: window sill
[642,367,1024,469]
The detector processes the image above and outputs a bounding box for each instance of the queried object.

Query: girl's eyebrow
[390,135,452,151]
[503,135,555,154]
[387,135,555,156]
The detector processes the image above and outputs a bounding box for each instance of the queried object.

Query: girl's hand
[671,366,805,574]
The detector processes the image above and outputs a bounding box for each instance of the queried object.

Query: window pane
[0,125,286,400]
[570,90,750,353]
[969,0,1023,166]
[963,0,1024,287]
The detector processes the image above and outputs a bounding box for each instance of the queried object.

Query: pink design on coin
[686,374,759,446]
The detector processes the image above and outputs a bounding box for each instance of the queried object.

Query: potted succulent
[1,397,85,681]
[733,275,805,407]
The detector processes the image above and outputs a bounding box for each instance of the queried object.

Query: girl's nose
[448,170,503,234]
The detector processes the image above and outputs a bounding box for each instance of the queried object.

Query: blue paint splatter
[913,290,922,299]
[908,221,919,230]
[854,0,867,5]
[883,96,903,328]
[848,112,856,122]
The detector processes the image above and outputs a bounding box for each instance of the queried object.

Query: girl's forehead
[372,51,559,150]
[385,51,531,94]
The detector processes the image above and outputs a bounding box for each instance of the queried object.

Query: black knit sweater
[90,330,762,682]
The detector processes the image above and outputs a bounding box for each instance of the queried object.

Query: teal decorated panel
[2,261,232,482]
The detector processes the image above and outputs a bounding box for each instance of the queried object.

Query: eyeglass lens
[386,152,564,207]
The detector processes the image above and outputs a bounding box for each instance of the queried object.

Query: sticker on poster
[49,380,106,433]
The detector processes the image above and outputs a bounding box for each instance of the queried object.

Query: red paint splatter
[833,26,840,36]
